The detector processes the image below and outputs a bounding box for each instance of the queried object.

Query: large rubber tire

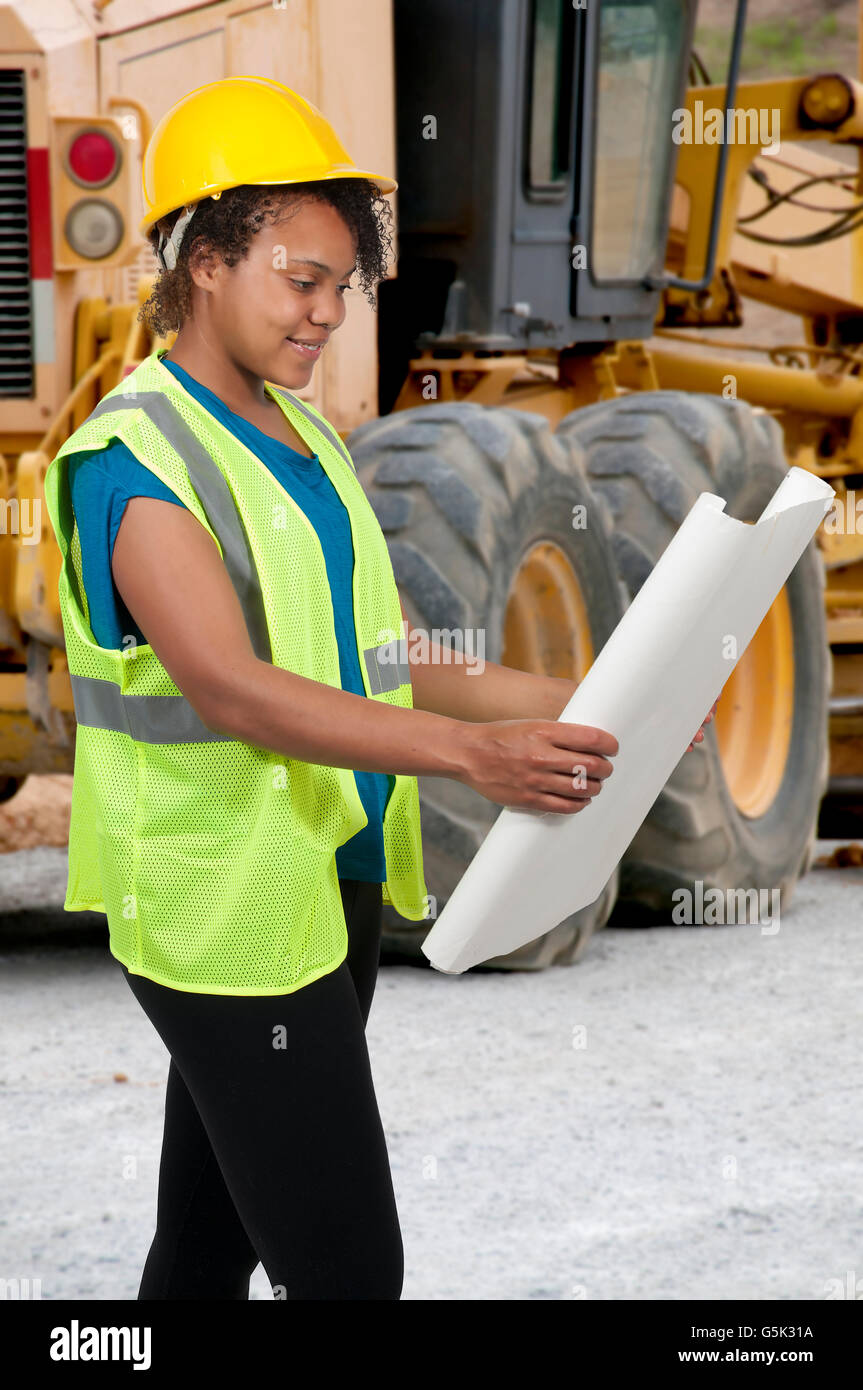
[346,401,628,968]
[554,390,830,923]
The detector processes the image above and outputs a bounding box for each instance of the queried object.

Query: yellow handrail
[40,347,122,457]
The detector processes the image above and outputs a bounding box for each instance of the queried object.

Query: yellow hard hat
[139,75,397,239]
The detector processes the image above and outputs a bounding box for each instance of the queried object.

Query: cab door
[572,0,696,322]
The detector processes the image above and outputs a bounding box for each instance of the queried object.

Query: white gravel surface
[1,842,861,1301]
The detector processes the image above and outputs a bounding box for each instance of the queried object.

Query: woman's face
[193,195,358,387]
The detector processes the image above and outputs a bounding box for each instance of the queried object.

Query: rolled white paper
[420,465,836,974]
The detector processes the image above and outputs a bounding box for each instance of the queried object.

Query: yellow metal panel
[732,144,863,316]
[668,78,863,320]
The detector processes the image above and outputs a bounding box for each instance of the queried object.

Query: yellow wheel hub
[715,586,794,818]
[501,541,594,680]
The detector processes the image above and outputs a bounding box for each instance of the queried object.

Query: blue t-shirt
[66,355,391,882]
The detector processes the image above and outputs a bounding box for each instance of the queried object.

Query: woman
[44,77,714,1301]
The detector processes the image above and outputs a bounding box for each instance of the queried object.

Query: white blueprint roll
[420,465,836,974]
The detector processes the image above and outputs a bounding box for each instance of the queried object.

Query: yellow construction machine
[1,0,861,967]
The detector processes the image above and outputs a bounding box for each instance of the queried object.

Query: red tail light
[65,129,122,188]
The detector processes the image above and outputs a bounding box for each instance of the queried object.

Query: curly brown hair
[137,179,395,339]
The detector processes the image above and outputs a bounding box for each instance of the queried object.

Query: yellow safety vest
[42,349,428,996]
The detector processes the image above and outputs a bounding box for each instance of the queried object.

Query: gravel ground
[1,841,861,1302]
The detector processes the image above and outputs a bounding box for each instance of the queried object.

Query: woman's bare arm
[110,498,618,813]
[111,497,467,779]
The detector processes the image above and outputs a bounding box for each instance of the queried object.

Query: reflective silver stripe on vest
[270,388,356,472]
[87,391,271,663]
[364,638,410,695]
[70,673,233,743]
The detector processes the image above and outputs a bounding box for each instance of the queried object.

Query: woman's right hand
[453,718,618,814]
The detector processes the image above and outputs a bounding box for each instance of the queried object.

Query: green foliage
[693,14,855,82]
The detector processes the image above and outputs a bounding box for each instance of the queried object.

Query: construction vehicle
[1,0,860,968]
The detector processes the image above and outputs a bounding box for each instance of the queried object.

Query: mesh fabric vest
[42,350,429,996]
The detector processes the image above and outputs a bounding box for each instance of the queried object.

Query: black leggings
[119,879,402,1300]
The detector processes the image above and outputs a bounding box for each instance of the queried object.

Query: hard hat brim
[139,169,397,238]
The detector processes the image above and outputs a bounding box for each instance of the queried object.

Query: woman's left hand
[686,698,719,752]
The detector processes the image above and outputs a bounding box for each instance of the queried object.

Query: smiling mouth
[285,337,326,359]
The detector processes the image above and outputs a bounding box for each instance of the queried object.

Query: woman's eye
[291,280,351,294]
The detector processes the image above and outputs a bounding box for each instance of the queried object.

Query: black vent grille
[0,70,33,397]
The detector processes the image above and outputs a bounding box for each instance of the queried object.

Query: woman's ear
[186,236,222,291]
